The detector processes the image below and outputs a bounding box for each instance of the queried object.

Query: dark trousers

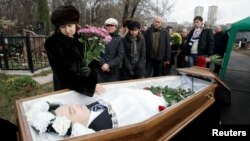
[98,70,119,83]
[214,64,221,75]
[145,59,164,77]
[177,52,189,68]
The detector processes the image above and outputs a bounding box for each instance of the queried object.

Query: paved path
[221,51,250,124]
[32,73,53,85]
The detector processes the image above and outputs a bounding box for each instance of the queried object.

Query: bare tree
[122,0,141,20]
[151,0,175,22]
[0,0,176,34]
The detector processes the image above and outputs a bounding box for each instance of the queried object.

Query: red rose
[158,105,166,111]
[143,87,148,90]
[196,56,207,67]
[156,93,161,97]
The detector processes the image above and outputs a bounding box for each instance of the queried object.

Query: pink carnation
[78,26,112,66]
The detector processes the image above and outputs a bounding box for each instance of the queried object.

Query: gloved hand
[80,67,91,77]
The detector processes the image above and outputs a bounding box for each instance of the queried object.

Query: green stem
[84,41,87,66]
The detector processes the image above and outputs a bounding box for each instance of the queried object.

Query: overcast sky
[168,0,250,24]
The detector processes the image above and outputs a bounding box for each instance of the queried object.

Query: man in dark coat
[213,25,229,74]
[177,28,189,68]
[45,5,97,96]
[144,16,171,77]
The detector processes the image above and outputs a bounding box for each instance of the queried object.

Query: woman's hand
[95,84,106,94]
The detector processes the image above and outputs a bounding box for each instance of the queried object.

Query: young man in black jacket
[185,16,214,67]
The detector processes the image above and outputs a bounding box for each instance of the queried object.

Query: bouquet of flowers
[78,26,112,66]
[196,54,223,67]
[170,32,182,52]
[171,32,182,46]
[144,86,194,107]
[196,56,207,67]
[210,54,223,65]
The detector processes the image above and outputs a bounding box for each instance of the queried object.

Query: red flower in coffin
[156,93,161,97]
[196,56,207,67]
[158,105,166,111]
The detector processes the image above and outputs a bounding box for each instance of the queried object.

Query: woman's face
[105,24,117,33]
[59,24,76,38]
[55,103,90,125]
[129,29,139,37]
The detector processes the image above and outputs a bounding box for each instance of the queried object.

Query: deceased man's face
[55,103,90,125]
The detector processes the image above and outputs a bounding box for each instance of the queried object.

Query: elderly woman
[98,18,124,82]
[45,5,99,96]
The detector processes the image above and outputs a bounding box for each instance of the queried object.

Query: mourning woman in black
[45,5,98,96]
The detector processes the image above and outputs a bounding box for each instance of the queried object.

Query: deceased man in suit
[26,88,166,139]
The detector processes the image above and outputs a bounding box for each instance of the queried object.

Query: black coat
[121,34,146,79]
[45,32,97,97]
[99,32,124,71]
[186,28,214,56]
[214,31,228,57]
[144,26,171,61]
[99,32,124,82]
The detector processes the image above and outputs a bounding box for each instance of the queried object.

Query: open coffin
[15,67,230,141]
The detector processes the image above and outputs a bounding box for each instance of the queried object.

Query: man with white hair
[213,25,228,74]
[98,18,124,82]
[144,16,171,77]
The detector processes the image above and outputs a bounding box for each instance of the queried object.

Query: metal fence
[0,33,49,73]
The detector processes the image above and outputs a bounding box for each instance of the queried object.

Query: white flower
[26,109,39,122]
[29,112,55,133]
[52,116,71,136]
[30,101,50,112]
[70,123,95,137]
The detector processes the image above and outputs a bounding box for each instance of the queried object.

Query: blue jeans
[189,54,198,67]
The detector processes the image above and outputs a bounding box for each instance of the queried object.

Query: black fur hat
[51,5,80,27]
[127,21,141,30]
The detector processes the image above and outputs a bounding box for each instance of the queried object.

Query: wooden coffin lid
[177,66,231,92]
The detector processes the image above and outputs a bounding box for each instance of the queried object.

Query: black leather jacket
[186,28,214,56]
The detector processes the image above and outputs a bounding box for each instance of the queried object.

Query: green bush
[5,76,37,90]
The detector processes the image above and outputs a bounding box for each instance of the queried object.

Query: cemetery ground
[0,72,53,124]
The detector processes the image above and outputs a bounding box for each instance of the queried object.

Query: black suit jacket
[86,102,113,131]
